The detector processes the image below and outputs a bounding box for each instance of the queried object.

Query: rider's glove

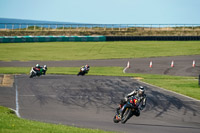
[124,97,128,102]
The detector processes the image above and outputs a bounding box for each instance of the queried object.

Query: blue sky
[0,0,199,24]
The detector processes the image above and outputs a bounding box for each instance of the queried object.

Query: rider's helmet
[138,86,145,96]
[85,65,88,68]
[44,65,47,69]
[36,64,40,68]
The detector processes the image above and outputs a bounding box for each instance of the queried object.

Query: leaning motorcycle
[77,67,89,76]
[29,65,47,78]
[113,96,140,124]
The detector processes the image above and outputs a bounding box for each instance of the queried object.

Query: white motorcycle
[29,65,47,78]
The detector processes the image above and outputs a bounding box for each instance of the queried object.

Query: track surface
[0,55,200,133]
[0,75,200,133]
[0,55,200,76]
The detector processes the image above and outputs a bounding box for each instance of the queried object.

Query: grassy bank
[0,106,112,133]
[0,41,200,61]
[0,67,199,100]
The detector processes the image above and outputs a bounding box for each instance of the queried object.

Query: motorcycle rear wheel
[113,115,120,123]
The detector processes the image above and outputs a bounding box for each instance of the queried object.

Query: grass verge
[0,41,200,61]
[0,67,199,100]
[0,106,112,133]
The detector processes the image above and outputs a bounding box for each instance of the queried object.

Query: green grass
[0,67,199,100]
[139,74,200,100]
[1,41,200,132]
[0,41,200,61]
[0,106,112,133]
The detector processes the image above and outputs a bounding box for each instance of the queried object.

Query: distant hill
[0,18,80,24]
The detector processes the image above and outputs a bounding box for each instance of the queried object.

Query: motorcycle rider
[116,86,147,120]
[85,65,90,72]
[43,65,47,75]
[33,64,47,75]
[33,64,41,75]
[80,65,90,72]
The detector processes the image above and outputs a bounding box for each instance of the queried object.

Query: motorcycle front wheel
[29,72,35,78]
[121,108,132,124]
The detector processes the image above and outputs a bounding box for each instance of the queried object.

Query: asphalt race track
[0,74,199,133]
[0,55,200,133]
[0,55,200,77]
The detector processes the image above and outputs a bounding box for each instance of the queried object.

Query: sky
[0,0,200,24]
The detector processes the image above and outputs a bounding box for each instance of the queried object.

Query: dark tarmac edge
[0,55,200,67]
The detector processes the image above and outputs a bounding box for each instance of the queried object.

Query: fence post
[26,25,28,31]
[199,75,200,86]
[135,24,136,31]
[175,24,176,31]
[19,24,21,31]
[12,24,14,31]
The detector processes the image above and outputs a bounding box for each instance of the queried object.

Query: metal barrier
[0,36,106,43]
[106,36,200,41]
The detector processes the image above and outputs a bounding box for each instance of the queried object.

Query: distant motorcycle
[77,65,90,76]
[77,67,89,76]
[29,65,47,78]
[113,96,140,124]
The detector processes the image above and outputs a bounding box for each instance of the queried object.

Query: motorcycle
[113,96,140,124]
[29,65,47,78]
[77,67,89,76]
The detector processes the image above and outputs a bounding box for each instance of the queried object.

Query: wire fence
[1,23,200,31]
[1,23,200,36]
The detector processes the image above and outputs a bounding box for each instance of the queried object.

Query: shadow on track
[25,76,200,118]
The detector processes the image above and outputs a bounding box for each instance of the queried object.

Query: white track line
[123,67,128,73]
[15,76,21,118]
[135,79,200,102]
